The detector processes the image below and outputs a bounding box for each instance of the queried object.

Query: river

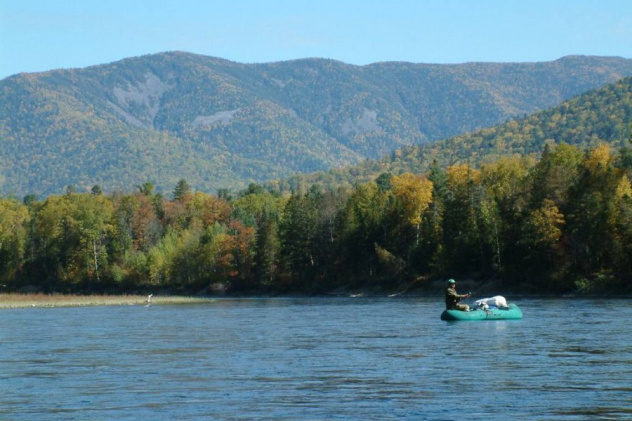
[1,297,631,420]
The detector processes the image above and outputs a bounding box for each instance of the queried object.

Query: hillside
[283,76,632,190]
[1,52,632,197]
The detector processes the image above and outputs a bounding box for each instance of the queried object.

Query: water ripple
[1,298,631,420]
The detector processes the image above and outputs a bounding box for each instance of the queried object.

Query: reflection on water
[1,298,631,420]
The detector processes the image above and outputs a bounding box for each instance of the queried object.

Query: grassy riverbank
[0,293,215,309]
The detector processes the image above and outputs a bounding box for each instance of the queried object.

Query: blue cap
[448,279,455,284]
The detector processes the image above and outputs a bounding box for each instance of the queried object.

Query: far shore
[0,293,216,309]
[2,289,630,309]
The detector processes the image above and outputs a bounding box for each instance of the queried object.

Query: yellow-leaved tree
[390,172,433,245]
[526,199,565,247]
[584,143,613,175]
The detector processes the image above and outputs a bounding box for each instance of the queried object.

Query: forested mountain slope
[1,52,632,197]
[282,76,632,191]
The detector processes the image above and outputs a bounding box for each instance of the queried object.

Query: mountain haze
[2,52,632,197]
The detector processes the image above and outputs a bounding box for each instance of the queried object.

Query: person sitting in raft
[445,279,471,311]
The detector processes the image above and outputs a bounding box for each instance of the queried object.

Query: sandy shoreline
[0,293,215,309]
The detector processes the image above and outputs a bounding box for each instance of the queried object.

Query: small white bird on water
[145,294,153,307]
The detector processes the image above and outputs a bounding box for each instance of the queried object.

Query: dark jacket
[445,286,466,310]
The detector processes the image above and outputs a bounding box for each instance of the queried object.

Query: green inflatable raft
[441,303,523,321]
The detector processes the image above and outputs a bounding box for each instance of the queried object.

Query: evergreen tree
[172,179,191,202]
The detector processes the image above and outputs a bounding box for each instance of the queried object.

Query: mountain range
[283,75,632,191]
[1,52,632,197]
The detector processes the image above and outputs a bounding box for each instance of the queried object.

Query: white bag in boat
[475,295,508,309]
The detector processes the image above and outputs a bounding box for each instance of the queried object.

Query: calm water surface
[1,297,631,420]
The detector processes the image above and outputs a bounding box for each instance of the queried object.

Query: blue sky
[1,0,631,79]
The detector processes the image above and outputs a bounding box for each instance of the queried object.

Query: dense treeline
[1,142,631,295]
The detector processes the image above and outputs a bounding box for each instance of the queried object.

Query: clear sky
[1,0,631,79]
